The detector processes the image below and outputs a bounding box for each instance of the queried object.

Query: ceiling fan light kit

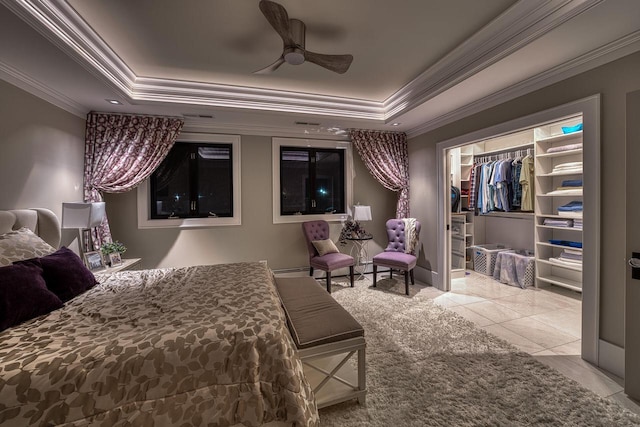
[255,0,353,74]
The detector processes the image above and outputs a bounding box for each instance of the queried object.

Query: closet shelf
[534,115,584,293]
[537,258,582,272]
[536,224,582,232]
[537,192,583,197]
[536,131,582,144]
[536,214,582,220]
[537,170,583,177]
[536,275,582,291]
[479,211,534,219]
[536,242,583,251]
[537,148,582,158]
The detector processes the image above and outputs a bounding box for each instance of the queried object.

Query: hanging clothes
[520,154,535,211]
[469,146,533,215]
[511,157,522,209]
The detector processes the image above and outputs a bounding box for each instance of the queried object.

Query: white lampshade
[62,202,106,229]
[353,205,372,221]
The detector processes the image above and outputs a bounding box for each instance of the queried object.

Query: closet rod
[477,141,533,157]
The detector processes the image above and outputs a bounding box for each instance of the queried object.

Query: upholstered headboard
[0,208,61,248]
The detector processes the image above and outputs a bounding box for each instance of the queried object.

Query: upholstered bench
[275,276,366,408]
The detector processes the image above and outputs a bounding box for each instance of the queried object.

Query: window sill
[137,216,241,229]
[273,212,349,225]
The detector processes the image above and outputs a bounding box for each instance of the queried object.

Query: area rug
[316,276,640,426]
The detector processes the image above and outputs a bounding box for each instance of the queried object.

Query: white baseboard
[598,339,624,379]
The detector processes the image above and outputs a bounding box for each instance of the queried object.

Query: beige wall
[105,134,397,271]
[0,79,85,247]
[409,51,640,347]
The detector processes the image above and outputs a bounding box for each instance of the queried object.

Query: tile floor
[418,270,640,416]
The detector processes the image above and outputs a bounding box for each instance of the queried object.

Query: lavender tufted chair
[372,219,421,295]
[302,220,354,293]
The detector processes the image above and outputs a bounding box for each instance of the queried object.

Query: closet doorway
[436,95,600,365]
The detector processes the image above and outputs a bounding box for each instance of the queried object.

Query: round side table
[346,234,373,279]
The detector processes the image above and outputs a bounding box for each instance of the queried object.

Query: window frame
[272,137,353,224]
[137,133,241,229]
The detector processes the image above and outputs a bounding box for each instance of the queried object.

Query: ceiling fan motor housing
[284,19,306,65]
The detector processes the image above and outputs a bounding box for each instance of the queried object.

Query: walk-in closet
[437,96,600,363]
[448,115,584,291]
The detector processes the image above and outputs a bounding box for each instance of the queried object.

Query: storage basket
[472,244,512,275]
[492,249,536,288]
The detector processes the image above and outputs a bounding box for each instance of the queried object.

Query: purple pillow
[19,247,98,302]
[0,262,63,332]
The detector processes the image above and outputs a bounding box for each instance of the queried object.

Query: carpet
[315,276,640,426]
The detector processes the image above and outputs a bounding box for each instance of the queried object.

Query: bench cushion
[275,276,364,349]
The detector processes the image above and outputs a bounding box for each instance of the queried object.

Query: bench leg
[349,266,354,287]
[326,272,331,293]
[358,346,366,405]
[373,265,377,287]
[404,270,409,295]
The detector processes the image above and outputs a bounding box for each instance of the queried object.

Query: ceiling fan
[254,0,354,74]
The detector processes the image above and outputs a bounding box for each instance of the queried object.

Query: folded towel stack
[557,200,583,218]
[546,142,583,153]
[552,161,583,174]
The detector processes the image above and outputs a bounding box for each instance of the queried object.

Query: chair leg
[309,267,314,276]
[410,269,415,285]
[349,266,354,287]
[326,272,331,293]
[404,270,409,295]
[373,265,377,287]
[390,269,393,279]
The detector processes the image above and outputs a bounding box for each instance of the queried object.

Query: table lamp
[62,202,106,253]
[353,205,372,236]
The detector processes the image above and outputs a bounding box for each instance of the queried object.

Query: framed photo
[84,251,105,271]
[108,252,122,267]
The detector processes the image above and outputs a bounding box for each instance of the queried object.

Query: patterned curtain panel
[349,129,410,218]
[84,112,184,247]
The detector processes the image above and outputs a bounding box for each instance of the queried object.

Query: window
[280,147,345,215]
[273,137,353,224]
[137,133,241,228]
[150,143,233,219]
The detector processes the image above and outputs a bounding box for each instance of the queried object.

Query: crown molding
[182,117,350,140]
[1,0,135,95]
[385,0,604,120]
[405,30,640,138]
[2,0,603,123]
[0,60,86,117]
[132,76,384,120]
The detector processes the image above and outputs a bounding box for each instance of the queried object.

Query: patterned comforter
[0,262,319,426]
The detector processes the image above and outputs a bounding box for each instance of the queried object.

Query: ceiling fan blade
[259,0,293,46]
[303,51,353,74]
[253,56,286,74]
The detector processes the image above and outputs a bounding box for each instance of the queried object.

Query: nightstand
[93,258,142,279]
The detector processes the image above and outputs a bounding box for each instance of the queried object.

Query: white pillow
[0,227,57,267]
[312,239,339,256]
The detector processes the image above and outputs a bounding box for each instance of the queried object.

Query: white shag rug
[314,276,640,427]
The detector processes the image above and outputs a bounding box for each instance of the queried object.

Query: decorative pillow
[0,227,56,267]
[312,239,340,256]
[0,262,63,332]
[17,247,98,302]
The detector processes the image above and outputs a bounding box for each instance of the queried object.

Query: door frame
[435,95,600,365]
[625,90,640,398]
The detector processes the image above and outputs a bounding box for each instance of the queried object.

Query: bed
[0,209,319,426]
